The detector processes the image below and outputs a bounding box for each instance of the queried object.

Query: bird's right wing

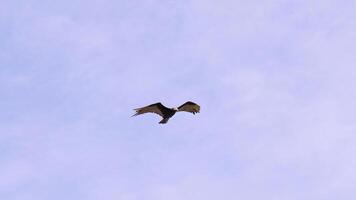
[177,101,200,114]
[132,103,169,117]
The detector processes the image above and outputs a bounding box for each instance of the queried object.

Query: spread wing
[178,101,200,114]
[132,102,169,117]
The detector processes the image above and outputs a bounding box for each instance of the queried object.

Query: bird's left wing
[132,102,168,117]
[177,101,200,114]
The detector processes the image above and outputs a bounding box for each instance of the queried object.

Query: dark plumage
[132,101,200,124]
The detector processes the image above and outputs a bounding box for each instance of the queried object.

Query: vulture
[132,101,200,124]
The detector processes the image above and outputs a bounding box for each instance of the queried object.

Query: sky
[1,0,356,199]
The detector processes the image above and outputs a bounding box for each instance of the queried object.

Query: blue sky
[1,0,356,199]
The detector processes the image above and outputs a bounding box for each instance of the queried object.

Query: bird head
[172,107,178,111]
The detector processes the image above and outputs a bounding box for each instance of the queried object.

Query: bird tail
[159,118,169,124]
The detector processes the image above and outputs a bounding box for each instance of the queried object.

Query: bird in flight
[132,101,200,124]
